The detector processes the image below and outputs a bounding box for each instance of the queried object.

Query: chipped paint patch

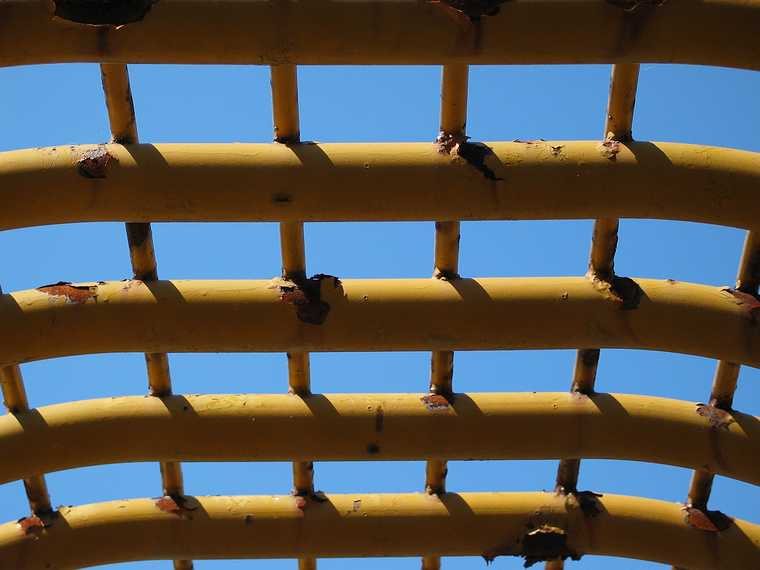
[77,146,117,179]
[421,393,450,411]
[682,505,733,532]
[437,135,503,181]
[588,273,642,309]
[17,514,46,537]
[274,274,341,325]
[435,132,467,155]
[154,495,199,517]
[37,282,98,304]
[352,499,362,512]
[696,403,734,430]
[598,138,621,160]
[54,0,155,26]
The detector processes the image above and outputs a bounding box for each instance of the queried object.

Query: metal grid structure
[0,1,759,568]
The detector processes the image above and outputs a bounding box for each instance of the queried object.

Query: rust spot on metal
[352,499,362,512]
[17,515,47,536]
[574,491,604,518]
[154,495,199,517]
[483,525,580,567]
[277,274,341,325]
[682,505,733,532]
[54,0,155,26]
[421,393,450,411]
[77,146,117,178]
[722,287,760,322]
[366,442,380,454]
[435,132,467,154]
[598,138,621,160]
[429,0,508,22]
[294,496,307,510]
[37,282,98,304]
[550,145,564,157]
[589,273,642,309]
[696,402,734,430]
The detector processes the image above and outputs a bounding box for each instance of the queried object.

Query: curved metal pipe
[1,277,758,367]
[0,392,758,486]
[0,142,758,231]
[1,492,758,569]
[1,1,760,70]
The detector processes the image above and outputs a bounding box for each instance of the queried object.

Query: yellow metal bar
[1,392,758,486]
[1,277,758,366]
[271,65,300,145]
[3,1,760,69]
[426,64,468,517]
[101,62,190,570]
[737,231,760,294]
[99,64,138,144]
[0,365,52,515]
[2,492,759,568]
[604,64,640,143]
[3,141,759,231]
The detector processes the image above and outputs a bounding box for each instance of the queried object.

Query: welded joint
[598,136,621,160]
[483,524,582,568]
[421,393,451,411]
[154,495,199,518]
[587,272,642,310]
[77,146,117,179]
[682,505,733,532]
[436,136,503,181]
[16,510,58,538]
[695,401,734,430]
[271,274,341,325]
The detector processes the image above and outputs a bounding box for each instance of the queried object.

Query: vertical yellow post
[549,63,639,570]
[424,62,469,570]
[100,63,191,570]
[0,364,52,515]
[271,63,315,570]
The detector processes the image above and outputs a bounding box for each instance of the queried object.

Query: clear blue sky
[1,63,758,569]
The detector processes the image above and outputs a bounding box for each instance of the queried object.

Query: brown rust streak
[37,282,97,304]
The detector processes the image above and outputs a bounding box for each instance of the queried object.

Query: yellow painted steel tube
[2,1,760,70]
[1,392,758,486]
[1,277,758,367]
[1,142,758,231]
[1,492,759,569]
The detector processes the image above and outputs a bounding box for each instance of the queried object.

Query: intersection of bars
[1,1,759,569]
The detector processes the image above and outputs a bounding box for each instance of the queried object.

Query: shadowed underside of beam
[2,1,760,69]
[1,492,759,569]
[0,142,758,231]
[1,277,758,367]
[0,392,757,487]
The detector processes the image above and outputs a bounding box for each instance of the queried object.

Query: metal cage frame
[1,1,759,569]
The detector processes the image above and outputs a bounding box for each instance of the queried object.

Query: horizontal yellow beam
[1,142,758,231]
[1,492,758,568]
[2,1,760,69]
[1,278,758,367]
[1,392,757,486]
